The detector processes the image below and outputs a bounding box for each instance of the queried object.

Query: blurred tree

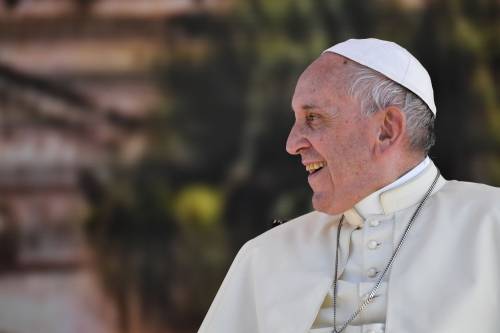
[3,0,20,10]
[86,0,499,331]
[412,0,499,183]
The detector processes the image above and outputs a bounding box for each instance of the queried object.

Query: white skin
[286,53,424,214]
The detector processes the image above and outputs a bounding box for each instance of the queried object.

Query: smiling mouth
[305,161,326,174]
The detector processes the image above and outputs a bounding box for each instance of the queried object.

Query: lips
[304,161,326,174]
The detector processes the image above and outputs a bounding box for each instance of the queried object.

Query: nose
[286,122,309,155]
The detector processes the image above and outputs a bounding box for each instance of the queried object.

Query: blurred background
[0,0,498,332]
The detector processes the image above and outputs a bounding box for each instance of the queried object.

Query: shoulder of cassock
[198,164,500,333]
[198,210,343,333]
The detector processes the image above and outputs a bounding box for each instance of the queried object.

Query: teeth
[305,161,326,173]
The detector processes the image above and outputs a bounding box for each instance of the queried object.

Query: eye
[306,113,320,124]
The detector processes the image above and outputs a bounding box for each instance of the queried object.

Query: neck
[354,156,429,218]
[366,154,426,199]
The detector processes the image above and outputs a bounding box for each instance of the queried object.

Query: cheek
[327,133,371,177]
[346,136,373,178]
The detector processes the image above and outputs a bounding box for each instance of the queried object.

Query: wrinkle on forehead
[292,53,355,112]
[299,53,353,93]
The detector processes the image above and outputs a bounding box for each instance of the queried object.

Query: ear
[375,106,406,154]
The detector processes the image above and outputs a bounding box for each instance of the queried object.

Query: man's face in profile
[286,54,380,214]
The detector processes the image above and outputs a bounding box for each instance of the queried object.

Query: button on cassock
[367,267,379,278]
[367,240,380,249]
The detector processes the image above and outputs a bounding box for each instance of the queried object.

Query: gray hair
[345,63,435,154]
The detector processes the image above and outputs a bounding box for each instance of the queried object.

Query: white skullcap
[323,38,436,115]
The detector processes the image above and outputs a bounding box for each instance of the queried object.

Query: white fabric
[354,157,430,219]
[323,38,436,114]
[310,157,429,331]
[198,160,500,333]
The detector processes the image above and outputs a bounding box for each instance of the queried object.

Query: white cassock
[198,159,500,333]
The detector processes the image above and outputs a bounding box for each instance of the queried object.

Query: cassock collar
[241,159,445,333]
[343,158,444,226]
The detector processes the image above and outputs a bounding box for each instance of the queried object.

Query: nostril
[292,139,310,155]
[286,131,309,156]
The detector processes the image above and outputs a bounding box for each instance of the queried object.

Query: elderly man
[198,38,500,333]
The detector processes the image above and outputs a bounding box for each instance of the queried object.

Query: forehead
[292,53,352,110]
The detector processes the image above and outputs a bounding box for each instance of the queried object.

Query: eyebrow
[302,103,319,110]
[291,103,321,113]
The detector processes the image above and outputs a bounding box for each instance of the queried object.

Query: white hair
[346,63,435,154]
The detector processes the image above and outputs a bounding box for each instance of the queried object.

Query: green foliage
[87,0,499,330]
[173,184,224,227]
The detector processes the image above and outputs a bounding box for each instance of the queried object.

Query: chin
[312,191,344,215]
[312,192,333,213]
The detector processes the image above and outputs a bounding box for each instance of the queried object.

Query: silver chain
[331,170,441,333]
